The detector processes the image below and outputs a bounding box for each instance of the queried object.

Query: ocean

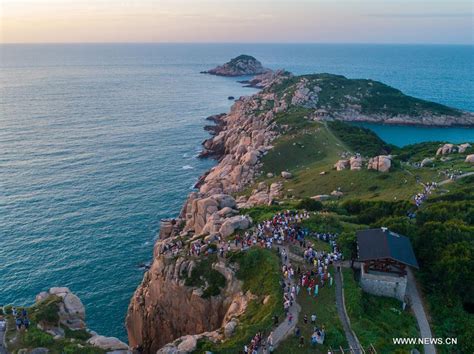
[1,43,473,340]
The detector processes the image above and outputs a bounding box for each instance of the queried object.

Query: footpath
[334,267,362,353]
[270,247,302,349]
[406,269,436,354]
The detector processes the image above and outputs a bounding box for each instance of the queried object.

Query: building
[357,228,419,301]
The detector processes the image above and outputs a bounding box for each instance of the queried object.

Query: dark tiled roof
[357,228,419,268]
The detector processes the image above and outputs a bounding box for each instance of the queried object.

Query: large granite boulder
[367,155,392,172]
[436,143,455,155]
[458,143,471,153]
[334,160,350,171]
[87,335,129,351]
[350,156,363,170]
[203,55,269,77]
[37,287,86,330]
[465,154,474,163]
[219,215,252,238]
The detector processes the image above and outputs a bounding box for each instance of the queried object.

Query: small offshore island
[3,56,473,354]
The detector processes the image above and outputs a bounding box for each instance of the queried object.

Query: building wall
[360,266,407,302]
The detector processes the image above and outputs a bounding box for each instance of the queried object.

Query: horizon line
[1,41,473,46]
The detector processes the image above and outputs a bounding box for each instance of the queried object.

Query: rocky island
[4,57,473,354]
[202,55,270,77]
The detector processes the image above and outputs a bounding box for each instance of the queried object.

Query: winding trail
[334,266,362,353]
[270,246,302,349]
[438,171,474,186]
[406,269,436,354]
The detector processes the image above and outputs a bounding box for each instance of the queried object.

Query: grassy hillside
[266,73,462,117]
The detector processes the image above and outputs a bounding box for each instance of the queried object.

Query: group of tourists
[158,238,184,256]
[237,210,312,252]
[243,332,272,354]
[12,307,30,331]
[240,209,341,353]
[413,181,437,207]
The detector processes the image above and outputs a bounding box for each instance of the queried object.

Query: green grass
[327,121,393,156]
[182,254,226,298]
[196,248,284,353]
[342,268,422,354]
[277,265,347,353]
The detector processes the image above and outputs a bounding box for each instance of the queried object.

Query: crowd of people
[240,210,341,353]
[413,181,437,207]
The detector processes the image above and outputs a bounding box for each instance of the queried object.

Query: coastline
[125,68,474,352]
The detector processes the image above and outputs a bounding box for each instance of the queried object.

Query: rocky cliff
[126,71,287,353]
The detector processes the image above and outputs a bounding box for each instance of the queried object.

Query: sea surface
[1,43,473,340]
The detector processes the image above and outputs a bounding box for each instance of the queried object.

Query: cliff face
[126,253,235,352]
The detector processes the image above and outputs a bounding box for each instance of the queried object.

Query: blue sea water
[1,44,473,340]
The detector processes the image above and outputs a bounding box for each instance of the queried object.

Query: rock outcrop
[458,143,471,153]
[36,287,86,330]
[367,155,392,172]
[334,159,349,171]
[466,154,474,163]
[35,288,129,352]
[436,144,455,155]
[203,55,270,77]
[350,156,363,170]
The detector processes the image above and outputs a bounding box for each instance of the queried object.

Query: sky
[1,0,473,44]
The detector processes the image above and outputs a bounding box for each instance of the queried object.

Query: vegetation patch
[182,254,226,298]
[327,121,393,156]
[342,268,421,353]
[196,248,283,353]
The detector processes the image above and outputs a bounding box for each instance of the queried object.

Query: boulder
[281,171,293,179]
[219,216,251,238]
[224,320,238,338]
[350,156,363,170]
[436,143,454,155]
[311,195,330,201]
[217,207,238,217]
[88,335,129,351]
[367,155,391,172]
[465,154,474,163]
[420,158,435,167]
[458,143,471,153]
[330,190,344,198]
[334,160,350,171]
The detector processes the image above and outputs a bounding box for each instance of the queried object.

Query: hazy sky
[1,0,472,44]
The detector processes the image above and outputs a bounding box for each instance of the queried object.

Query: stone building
[357,228,419,301]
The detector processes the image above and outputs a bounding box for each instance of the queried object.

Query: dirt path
[406,269,436,354]
[268,247,302,349]
[334,267,362,353]
[438,171,474,186]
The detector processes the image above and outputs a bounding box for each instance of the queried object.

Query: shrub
[31,295,61,325]
[296,198,323,211]
[23,328,55,347]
